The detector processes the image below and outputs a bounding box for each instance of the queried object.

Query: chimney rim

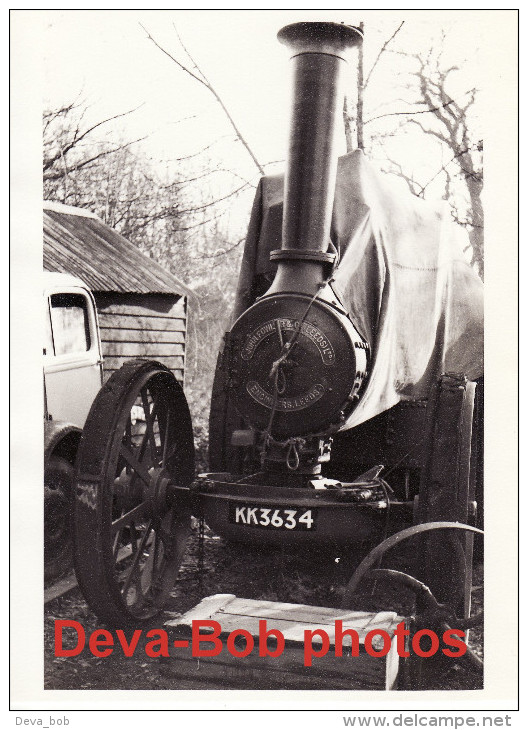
[277,21,363,58]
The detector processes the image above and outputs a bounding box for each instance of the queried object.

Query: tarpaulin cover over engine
[232,149,483,431]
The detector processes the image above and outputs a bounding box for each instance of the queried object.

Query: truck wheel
[44,455,74,582]
[73,359,195,627]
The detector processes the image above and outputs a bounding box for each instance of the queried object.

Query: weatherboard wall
[94,292,187,385]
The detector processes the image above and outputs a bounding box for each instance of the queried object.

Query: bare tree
[371,45,483,278]
[43,100,252,249]
[43,101,146,184]
[342,24,483,279]
[404,49,483,277]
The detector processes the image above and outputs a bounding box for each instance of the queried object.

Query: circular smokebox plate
[228,293,361,438]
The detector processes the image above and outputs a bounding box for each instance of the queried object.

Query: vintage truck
[43,271,104,580]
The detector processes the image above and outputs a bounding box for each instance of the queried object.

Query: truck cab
[44,272,103,581]
[44,272,103,427]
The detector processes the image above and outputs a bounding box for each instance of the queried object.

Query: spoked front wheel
[73,360,195,627]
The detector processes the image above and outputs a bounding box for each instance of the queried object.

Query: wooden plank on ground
[44,571,78,604]
[167,596,401,647]
[160,653,384,690]
[44,545,133,604]
[163,594,405,690]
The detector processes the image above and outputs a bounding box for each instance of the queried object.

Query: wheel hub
[146,468,172,516]
[113,467,171,517]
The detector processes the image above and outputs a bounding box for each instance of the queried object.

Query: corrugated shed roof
[43,202,194,298]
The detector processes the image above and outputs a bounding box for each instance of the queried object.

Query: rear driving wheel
[73,360,195,627]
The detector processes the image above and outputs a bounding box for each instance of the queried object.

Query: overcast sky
[39,10,491,166]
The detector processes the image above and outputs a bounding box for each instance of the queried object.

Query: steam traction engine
[73,21,483,647]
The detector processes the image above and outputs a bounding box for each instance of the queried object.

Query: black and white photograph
[10,7,518,721]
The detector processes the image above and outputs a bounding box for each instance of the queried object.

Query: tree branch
[365,98,456,126]
[172,166,257,189]
[140,23,265,176]
[416,145,476,197]
[177,182,250,215]
[160,135,235,164]
[139,23,209,89]
[43,136,147,180]
[384,157,423,197]
[407,117,449,145]
[43,104,144,171]
[364,22,405,89]
[189,236,245,260]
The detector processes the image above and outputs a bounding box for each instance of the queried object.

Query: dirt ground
[44,524,483,692]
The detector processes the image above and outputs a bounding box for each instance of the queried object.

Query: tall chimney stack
[268,21,363,295]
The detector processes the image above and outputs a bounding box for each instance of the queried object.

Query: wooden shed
[43,201,195,385]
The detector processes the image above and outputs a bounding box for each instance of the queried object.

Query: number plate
[228,503,317,531]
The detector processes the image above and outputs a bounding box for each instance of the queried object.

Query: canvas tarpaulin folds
[232,149,483,430]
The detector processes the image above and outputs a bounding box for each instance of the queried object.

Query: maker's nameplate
[247,381,325,411]
[241,318,335,365]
